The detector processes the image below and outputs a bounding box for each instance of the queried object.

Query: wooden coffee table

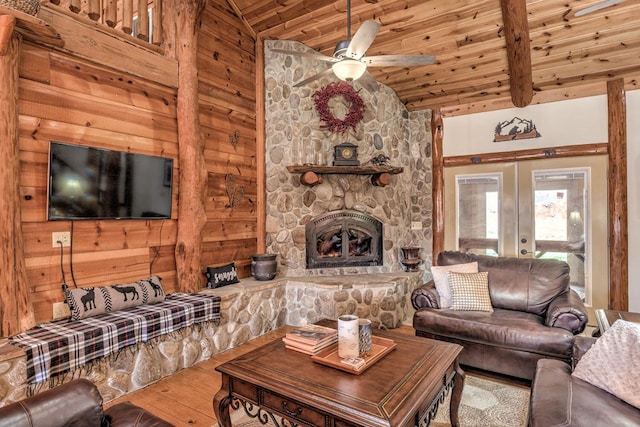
[213,320,464,427]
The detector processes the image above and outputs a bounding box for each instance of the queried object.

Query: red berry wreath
[312,81,365,134]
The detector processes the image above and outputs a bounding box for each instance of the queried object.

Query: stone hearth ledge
[0,273,422,406]
[201,272,423,330]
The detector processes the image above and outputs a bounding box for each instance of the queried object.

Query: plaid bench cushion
[9,293,221,384]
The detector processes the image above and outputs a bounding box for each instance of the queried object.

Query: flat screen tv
[48,142,173,220]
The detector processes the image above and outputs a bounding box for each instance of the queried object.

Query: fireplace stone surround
[264,39,434,279]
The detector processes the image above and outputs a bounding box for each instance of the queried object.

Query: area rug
[212,374,530,427]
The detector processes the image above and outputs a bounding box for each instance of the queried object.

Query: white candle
[338,315,359,359]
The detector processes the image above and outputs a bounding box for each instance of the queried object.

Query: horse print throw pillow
[65,276,166,320]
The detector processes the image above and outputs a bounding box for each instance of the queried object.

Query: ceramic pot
[400,246,422,272]
[400,246,421,260]
[251,254,277,280]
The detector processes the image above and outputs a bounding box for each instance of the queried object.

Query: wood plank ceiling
[230,0,640,112]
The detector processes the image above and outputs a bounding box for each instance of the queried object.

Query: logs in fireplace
[306,210,383,268]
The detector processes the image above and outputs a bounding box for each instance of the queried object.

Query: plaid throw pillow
[448,271,493,312]
[431,262,478,308]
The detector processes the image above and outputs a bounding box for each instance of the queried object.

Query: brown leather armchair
[529,336,640,426]
[412,251,589,380]
[0,378,173,427]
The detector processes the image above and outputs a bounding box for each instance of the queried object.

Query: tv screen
[48,142,173,220]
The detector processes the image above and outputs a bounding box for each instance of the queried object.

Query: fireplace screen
[306,210,383,268]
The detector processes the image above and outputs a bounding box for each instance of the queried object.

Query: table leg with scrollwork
[416,359,465,427]
[450,360,465,427]
[213,377,232,427]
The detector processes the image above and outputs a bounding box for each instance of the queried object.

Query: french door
[443,155,608,322]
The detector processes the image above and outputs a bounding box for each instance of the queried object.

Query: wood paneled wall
[15,2,257,325]
[198,1,257,278]
[18,44,180,324]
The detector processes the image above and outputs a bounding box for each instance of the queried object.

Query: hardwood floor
[104,324,416,426]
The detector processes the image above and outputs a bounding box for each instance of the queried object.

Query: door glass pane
[533,170,587,301]
[456,174,501,256]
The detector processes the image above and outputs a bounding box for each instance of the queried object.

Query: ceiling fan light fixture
[332,59,367,82]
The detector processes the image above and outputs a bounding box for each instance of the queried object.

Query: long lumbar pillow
[65,276,166,320]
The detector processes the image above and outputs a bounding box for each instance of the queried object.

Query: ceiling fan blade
[271,48,337,63]
[364,54,436,67]
[346,20,380,60]
[575,0,626,17]
[293,68,334,87]
[356,71,379,93]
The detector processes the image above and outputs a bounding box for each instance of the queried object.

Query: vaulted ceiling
[230,0,640,112]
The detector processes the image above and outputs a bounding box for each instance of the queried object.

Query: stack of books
[282,324,338,355]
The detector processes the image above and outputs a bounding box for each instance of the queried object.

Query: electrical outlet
[411,221,423,230]
[53,302,70,319]
[52,231,71,248]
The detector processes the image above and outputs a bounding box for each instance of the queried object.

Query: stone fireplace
[306,210,383,269]
[263,39,434,278]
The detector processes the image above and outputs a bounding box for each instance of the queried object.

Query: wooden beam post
[0,15,15,55]
[500,0,533,107]
[431,110,445,259]
[256,35,266,252]
[168,0,208,293]
[0,18,36,336]
[607,78,628,311]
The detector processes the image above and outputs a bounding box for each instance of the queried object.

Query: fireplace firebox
[306,210,383,269]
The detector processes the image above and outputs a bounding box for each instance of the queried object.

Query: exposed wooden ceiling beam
[237,0,640,111]
[500,0,533,107]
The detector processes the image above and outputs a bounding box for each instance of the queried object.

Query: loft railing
[46,0,163,45]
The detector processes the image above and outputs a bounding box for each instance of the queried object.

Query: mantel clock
[333,142,360,166]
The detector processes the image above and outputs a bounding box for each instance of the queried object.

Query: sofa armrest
[0,379,104,427]
[545,290,588,334]
[411,280,440,309]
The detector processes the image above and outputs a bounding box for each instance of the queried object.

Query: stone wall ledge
[0,272,422,406]
[200,272,422,329]
[200,272,420,297]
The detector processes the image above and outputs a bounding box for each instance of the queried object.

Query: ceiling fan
[575,0,626,17]
[270,0,436,92]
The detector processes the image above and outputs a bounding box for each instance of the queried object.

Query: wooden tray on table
[311,336,397,374]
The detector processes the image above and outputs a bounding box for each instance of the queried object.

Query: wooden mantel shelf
[287,165,404,175]
[286,165,404,187]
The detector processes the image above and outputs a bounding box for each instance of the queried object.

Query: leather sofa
[0,378,173,427]
[529,336,640,426]
[412,251,589,380]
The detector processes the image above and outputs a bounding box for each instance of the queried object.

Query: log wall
[198,2,257,278]
[18,44,180,324]
[14,2,257,325]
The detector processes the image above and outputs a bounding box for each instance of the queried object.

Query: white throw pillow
[448,271,493,312]
[431,262,478,308]
[572,319,640,409]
